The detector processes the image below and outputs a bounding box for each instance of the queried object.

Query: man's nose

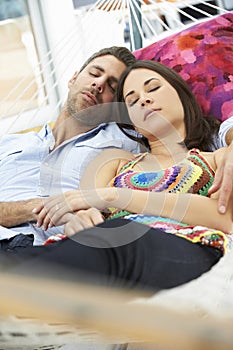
[92,80,104,93]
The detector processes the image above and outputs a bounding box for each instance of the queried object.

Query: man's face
[67,55,126,121]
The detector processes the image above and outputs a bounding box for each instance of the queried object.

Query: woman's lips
[144,108,162,120]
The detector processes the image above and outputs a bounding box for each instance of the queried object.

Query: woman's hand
[64,208,104,237]
[33,188,114,231]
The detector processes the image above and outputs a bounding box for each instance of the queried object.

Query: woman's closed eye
[145,80,161,93]
[125,85,160,106]
[126,97,139,107]
[148,86,160,92]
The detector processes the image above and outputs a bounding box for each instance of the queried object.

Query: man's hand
[34,190,91,231]
[33,188,112,231]
[208,141,233,216]
[64,209,104,237]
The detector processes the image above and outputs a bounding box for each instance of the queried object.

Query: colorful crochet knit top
[107,149,230,253]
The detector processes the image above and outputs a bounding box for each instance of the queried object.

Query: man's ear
[68,71,79,88]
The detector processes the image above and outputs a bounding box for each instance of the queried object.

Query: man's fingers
[207,159,232,213]
[88,208,104,226]
[208,166,223,196]
[217,165,233,214]
[64,212,89,237]
[73,209,97,229]
[43,214,53,231]
[65,220,84,237]
[36,208,48,227]
[64,209,104,237]
[32,204,44,214]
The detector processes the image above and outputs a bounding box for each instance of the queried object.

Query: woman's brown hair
[115,60,220,151]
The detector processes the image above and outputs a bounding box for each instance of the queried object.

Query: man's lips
[82,91,98,105]
[144,108,161,120]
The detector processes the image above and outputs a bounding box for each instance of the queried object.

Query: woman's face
[123,68,185,140]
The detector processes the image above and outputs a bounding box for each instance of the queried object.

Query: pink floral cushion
[133,12,233,122]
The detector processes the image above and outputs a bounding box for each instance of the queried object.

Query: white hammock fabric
[136,241,233,321]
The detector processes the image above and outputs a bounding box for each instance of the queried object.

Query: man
[0,45,232,247]
[0,49,232,295]
[0,46,138,245]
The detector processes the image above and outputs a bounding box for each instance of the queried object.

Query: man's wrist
[225,127,233,145]
[23,198,42,222]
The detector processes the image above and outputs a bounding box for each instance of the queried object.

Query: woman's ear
[68,71,79,88]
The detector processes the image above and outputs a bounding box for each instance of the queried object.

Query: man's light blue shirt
[218,116,233,147]
[0,122,139,245]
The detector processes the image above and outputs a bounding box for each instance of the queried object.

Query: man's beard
[67,90,114,127]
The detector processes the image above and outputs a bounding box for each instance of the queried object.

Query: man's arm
[0,198,43,227]
[225,127,233,146]
[209,116,233,214]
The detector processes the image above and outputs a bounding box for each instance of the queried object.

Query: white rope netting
[0,0,230,133]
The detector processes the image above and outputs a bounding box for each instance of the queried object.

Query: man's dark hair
[79,46,136,72]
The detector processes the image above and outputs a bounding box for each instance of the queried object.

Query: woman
[13,61,233,291]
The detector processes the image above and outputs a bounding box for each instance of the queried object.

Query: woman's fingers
[43,202,72,231]
[34,189,106,230]
[35,193,75,229]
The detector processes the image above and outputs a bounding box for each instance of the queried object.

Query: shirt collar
[70,123,107,144]
[38,124,53,140]
[38,122,108,146]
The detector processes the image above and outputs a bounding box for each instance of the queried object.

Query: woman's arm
[35,148,232,234]
[35,184,232,234]
[79,148,135,189]
[116,188,232,234]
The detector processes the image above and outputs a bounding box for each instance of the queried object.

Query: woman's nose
[140,97,152,107]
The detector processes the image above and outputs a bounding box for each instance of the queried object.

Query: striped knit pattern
[107,149,228,253]
[110,149,215,195]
